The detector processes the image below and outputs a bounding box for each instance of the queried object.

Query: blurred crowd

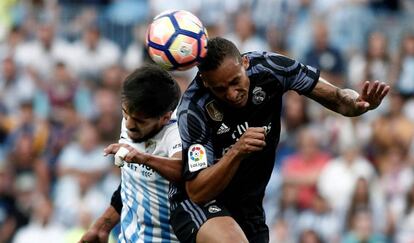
[0,0,414,242]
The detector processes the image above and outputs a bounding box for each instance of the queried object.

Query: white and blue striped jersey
[118,118,181,243]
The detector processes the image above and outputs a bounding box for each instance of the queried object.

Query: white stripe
[181,201,201,228]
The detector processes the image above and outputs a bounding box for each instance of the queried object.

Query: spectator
[304,20,345,87]
[371,90,414,164]
[282,126,331,209]
[298,229,324,243]
[344,178,387,235]
[12,196,65,243]
[318,141,376,211]
[377,145,414,226]
[71,24,121,80]
[225,7,269,53]
[0,56,36,114]
[348,31,392,91]
[14,22,73,80]
[53,121,111,227]
[395,184,414,242]
[391,32,414,96]
[342,207,387,243]
[296,193,341,242]
[0,25,25,60]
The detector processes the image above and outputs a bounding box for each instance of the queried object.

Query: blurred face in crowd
[78,123,99,152]
[84,27,100,49]
[235,10,254,40]
[313,21,329,50]
[352,209,373,240]
[202,56,250,108]
[122,103,168,142]
[403,35,414,56]
[38,24,54,48]
[2,57,16,80]
[368,32,387,59]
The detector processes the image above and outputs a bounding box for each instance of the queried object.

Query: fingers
[103,143,121,156]
[361,81,370,97]
[104,143,133,156]
[360,80,390,110]
[105,143,146,165]
[379,83,390,100]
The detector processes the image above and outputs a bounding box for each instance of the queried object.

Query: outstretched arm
[306,78,390,117]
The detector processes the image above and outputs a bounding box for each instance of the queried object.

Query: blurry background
[0,0,414,242]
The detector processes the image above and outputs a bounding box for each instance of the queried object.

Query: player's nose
[125,116,136,130]
[226,88,239,102]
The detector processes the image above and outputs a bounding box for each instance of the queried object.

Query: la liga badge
[188,144,208,172]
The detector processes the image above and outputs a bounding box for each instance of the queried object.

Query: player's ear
[160,111,173,125]
[200,74,209,88]
[242,56,249,69]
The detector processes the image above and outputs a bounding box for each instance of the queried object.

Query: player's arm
[104,144,182,183]
[306,78,390,117]
[79,185,121,243]
[186,127,266,205]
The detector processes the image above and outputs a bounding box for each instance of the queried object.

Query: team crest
[205,101,223,121]
[252,87,266,105]
[188,144,208,172]
[145,140,156,153]
[208,205,222,213]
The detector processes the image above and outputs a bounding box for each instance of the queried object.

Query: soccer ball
[146,10,208,71]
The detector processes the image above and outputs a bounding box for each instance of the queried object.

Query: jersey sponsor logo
[188,144,208,172]
[208,205,222,213]
[231,122,249,141]
[172,143,182,150]
[217,123,230,135]
[223,122,272,155]
[205,101,223,121]
[252,86,266,105]
[127,163,156,178]
[145,140,156,154]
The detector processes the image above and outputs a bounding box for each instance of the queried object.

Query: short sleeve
[164,124,182,158]
[248,52,320,94]
[178,106,215,181]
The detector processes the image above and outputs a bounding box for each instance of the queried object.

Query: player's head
[198,37,250,108]
[121,64,181,142]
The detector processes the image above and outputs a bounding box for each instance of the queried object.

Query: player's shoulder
[156,120,180,142]
[245,51,295,68]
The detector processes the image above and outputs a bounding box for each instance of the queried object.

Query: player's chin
[127,131,143,141]
[229,97,248,108]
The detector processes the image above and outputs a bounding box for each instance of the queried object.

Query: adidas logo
[217,123,230,135]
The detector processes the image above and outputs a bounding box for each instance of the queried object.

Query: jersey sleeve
[251,52,320,94]
[178,105,215,181]
[163,123,182,158]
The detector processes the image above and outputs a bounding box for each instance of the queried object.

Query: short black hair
[121,64,181,118]
[198,37,242,72]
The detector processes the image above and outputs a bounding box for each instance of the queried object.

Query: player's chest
[122,140,164,181]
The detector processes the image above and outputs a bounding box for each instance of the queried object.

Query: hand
[232,127,266,156]
[104,143,149,164]
[356,80,390,112]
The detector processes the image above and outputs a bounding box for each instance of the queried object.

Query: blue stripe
[142,176,153,242]
[120,174,141,241]
[127,172,143,243]
[121,171,141,242]
[155,178,172,243]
